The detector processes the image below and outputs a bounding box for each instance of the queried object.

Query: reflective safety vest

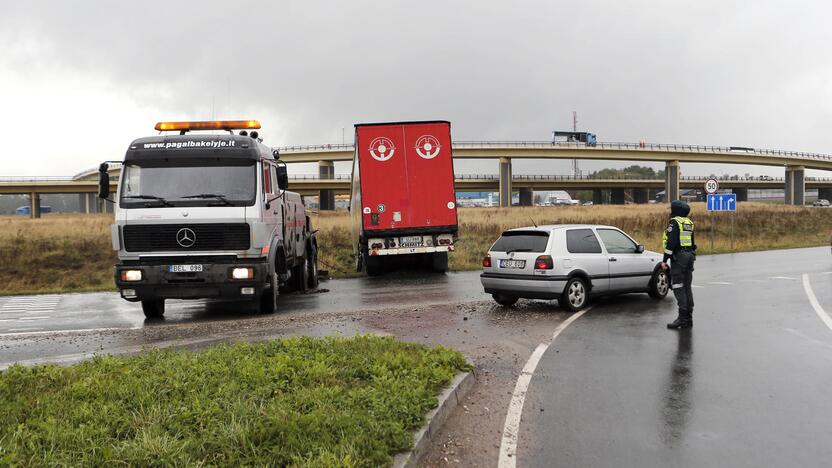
[662,216,694,250]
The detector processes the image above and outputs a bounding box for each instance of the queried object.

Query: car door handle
[609,257,617,262]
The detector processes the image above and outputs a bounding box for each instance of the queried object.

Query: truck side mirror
[276,165,289,190]
[98,163,110,199]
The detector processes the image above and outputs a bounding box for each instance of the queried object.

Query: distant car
[813,199,830,207]
[758,175,774,181]
[480,225,669,311]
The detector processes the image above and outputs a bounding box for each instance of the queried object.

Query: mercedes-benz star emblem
[176,228,196,248]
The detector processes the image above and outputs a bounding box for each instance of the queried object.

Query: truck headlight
[120,269,142,282]
[230,267,254,280]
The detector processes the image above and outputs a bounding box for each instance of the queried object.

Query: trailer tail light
[535,255,554,270]
[369,238,385,250]
[437,233,454,246]
[387,238,397,248]
[482,254,492,268]
[422,236,434,247]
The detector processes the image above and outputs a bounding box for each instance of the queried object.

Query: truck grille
[123,224,250,252]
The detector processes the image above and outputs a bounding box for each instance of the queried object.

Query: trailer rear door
[356,121,457,232]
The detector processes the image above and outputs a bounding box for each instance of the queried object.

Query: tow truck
[99,120,318,318]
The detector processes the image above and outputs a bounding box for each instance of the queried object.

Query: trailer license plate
[169,264,203,273]
[500,259,526,269]
[401,236,423,246]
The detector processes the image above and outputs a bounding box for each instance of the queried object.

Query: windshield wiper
[122,195,172,206]
[505,248,533,254]
[180,193,233,205]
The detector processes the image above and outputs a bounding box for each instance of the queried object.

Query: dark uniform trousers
[670,250,695,323]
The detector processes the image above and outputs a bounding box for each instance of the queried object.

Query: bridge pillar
[611,188,626,205]
[519,188,533,206]
[592,189,604,205]
[78,193,86,213]
[632,188,649,204]
[733,187,748,202]
[665,160,680,202]
[499,157,512,207]
[29,192,41,219]
[818,187,832,202]
[318,160,336,211]
[785,166,805,205]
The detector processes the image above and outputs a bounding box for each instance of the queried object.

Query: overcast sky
[1,1,830,177]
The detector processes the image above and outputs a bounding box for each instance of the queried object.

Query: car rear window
[566,229,603,253]
[491,231,550,253]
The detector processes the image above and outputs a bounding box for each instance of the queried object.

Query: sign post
[705,178,719,252]
[706,193,738,253]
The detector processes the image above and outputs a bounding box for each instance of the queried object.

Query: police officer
[661,200,696,329]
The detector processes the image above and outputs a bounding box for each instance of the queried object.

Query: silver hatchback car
[480,224,669,311]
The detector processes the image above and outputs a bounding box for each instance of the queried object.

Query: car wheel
[258,272,278,314]
[307,245,319,289]
[492,294,518,307]
[649,269,669,299]
[561,277,589,311]
[141,299,165,319]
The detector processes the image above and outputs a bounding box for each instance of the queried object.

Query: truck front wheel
[141,299,165,319]
[293,256,309,292]
[258,272,278,314]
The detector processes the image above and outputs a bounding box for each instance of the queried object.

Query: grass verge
[0,335,471,467]
[2,203,829,294]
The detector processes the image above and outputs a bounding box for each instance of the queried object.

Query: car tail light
[482,254,492,268]
[535,255,553,270]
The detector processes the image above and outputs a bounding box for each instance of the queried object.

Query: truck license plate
[168,264,203,273]
[500,259,526,269]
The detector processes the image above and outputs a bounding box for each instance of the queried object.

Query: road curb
[393,370,476,468]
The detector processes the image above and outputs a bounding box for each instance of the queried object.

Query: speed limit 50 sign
[704,177,719,194]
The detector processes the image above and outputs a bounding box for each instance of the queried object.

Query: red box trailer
[350,121,458,275]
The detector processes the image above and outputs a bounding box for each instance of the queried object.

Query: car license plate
[168,264,203,273]
[500,259,526,269]
[400,236,423,246]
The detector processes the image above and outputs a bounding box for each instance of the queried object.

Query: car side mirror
[635,244,645,253]
[98,163,110,199]
[276,164,289,190]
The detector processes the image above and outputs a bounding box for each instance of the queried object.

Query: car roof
[503,224,620,233]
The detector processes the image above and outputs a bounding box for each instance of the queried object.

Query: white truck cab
[99,120,317,318]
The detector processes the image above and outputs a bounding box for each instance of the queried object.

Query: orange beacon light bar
[154,120,261,132]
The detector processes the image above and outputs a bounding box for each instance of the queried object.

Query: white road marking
[691,285,705,289]
[802,274,832,333]
[707,281,733,285]
[769,276,798,281]
[498,307,591,468]
[7,327,43,332]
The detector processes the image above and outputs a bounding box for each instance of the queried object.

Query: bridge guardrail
[275,140,832,162]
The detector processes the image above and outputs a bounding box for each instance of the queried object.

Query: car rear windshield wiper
[505,248,533,254]
[180,193,233,205]
[122,195,172,206]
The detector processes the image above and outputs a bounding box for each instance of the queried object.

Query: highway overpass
[3,141,832,216]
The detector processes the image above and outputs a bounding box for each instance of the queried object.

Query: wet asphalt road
[1,247,831,468]
[520,247,832,468]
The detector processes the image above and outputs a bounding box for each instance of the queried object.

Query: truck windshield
[120,159,256,207]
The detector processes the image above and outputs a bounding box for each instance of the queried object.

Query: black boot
[667,315,692,329]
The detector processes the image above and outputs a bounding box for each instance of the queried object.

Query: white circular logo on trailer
[447,201,455,209]
[363,207,371,214]
[377,203,386,213]
[704,177,720,194]
[415,135,441,159]
[369,137,395,161]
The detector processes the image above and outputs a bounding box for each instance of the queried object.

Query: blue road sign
[707,194,737,211]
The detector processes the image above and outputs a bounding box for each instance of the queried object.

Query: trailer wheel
[307,244,319,289]
[355,244,363,272]
[141,299,165,319]
[431,252,449,273]
[258,272,278,314]
[364,252,383,277]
